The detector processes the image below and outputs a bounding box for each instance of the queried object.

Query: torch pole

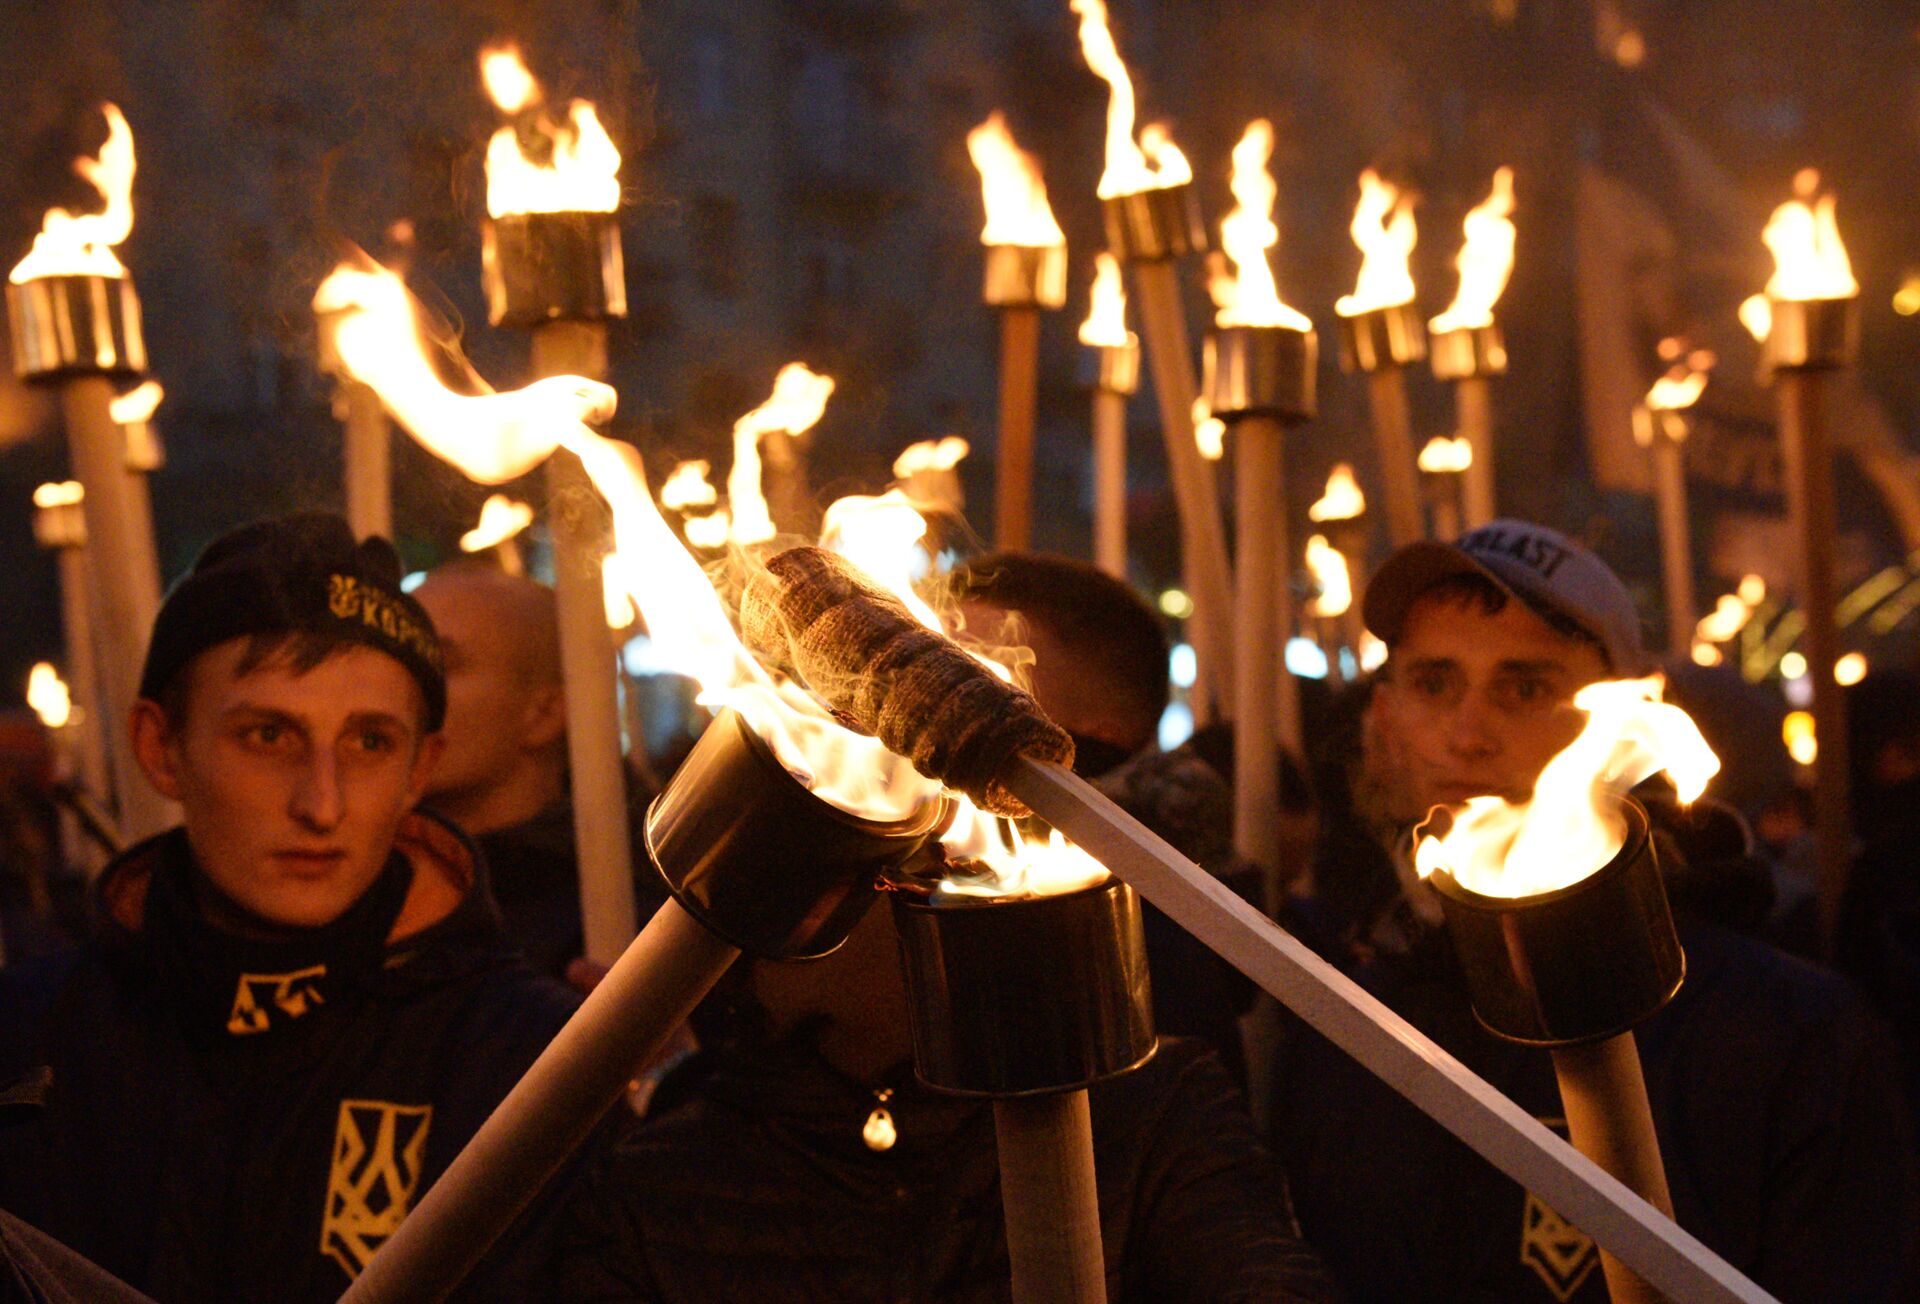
[1091,386,1128,579]
[1365,368,1425,548]
[1232,416,1300,873]
[340,380,394,541]
[1552,1034,1676,1304]
[55,548,111,873]
[341,899,739,1304]
[996,305,1041,551]
[1651,432,1695,661]
[995,1091,1107,1304]
[1456,374,1497,529]
[531,320,640,966]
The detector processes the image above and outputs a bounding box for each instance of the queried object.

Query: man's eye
[247,723,285,745]
[1495,677,1554,710]
[356,730,397,754]
[1411,671,1449,697]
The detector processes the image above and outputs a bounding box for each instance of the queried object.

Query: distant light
[1835,652,1867,686]
[1285,637,1329,679]
[1779,650,1807,680]
[1783,673,1813,709]
[1736,573,1767,606]
[1358,631,1387,672]
[1783,710,1816,766]
[400,571,426,593]
[1339,647,1358,680]
[1158,701,1195,750]
[1613,30,1646,67]
[1894,274,1920,317]
[1168,642,1197,688]
[1691,640,1723,667]
[1158,588,1194,619]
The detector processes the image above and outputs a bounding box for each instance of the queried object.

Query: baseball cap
[1362,518,1646,673]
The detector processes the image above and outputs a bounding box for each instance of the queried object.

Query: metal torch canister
[482,211,628,327]
[1424,798,1684,1046]
[1202,325,1319,425]
[1758,295,1858,377]
[644,708,946,960]
[984,244,1068,310]
[6,275,147,380]
[1427,323,1507,381]
[890,872,1157,1097]
[32,493,87,550]
[1076,340,1141,397]
[1101,184,1208,264]
[1337,302,1428,374]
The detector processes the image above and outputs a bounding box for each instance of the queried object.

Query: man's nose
[290,749,345,832]
[1445,688,1501,758]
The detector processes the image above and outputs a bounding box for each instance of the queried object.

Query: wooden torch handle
[995,1089,1108,1304]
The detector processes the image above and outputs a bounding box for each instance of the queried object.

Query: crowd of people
[0,507,1915,1302]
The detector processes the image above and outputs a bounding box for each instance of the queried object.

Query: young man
[1272,519,1918,1302]
[0,515,581,1303]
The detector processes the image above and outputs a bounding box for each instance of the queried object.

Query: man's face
[1378,592,1609,818]
[132,640,442,928]
[414,575,556,806]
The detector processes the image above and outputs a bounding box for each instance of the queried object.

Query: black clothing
[561,1033,1340,1302]
[0,814,580,1303]
[1838,771,1920,1136]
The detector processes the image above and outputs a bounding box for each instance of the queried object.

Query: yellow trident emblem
[226,965,328,1036]
[1520,1116,1600,1301]
[321,1099,433,1279]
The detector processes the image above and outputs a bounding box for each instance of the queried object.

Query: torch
[892,435,970,521]
[1199,119,1317,872]
[477,44,636,965]
[1739,170,1859,951]
[658,459,732,556]
[1417,435,1473,543]
[1416,677,1718,1304]
[1077,253,1138,579]
[1308,464,1371,614]
[315,290,395,541]
[6,104,174,845]
[458,493,534,577]
[726,363,837,548]
[108,379,166,595]
[1304,534,1364,683]
[1428,168,1515,530]
[1072,0,1235,720]
[31,483,111,873]
[1634,342,1713,659]
[969,113,1067,552]
[1335,170,1427,549]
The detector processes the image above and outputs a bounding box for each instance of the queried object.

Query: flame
[10,105,136,284]
[728,363,836,546]
[1306,535,1353,618]
[1690,640,1723,667]
[1214,120,1311,331]
[27,663,72,730]
[479,44,621,217]
[33,481,83,509]
[1757,169,1857,306]
[1429,167,1515,333]
[602,551,638,630]
[1783,710,1816,765]
[1309,463,1366,522]
[1358,630,1388,672]
[1414,675,1720,898]
[659,460,719,511]
[459,494,534,552]
[1335,170,1418,317]
[1738,295,1772,344]
[1695,590,1755,644]
[892,436,970,479]
[109,380,163,425]
[1191,396,1225,461]
[1071,0,1191,198]
[1835,652,1867,686]
[1078,252,1135,349]
[967,112,1064,247]
[1418,436,1473,474]
[1737,573,1767,606]
[683,510,731,551]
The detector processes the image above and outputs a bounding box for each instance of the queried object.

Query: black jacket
[0,814,581,1303]
[560,1032,1341,1302]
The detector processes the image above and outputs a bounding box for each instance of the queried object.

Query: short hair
[157,627,426,732]
[418,559,561,687]
[950,552,1170,746]
[1388,571,1605,662]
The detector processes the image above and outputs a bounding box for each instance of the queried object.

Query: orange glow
[1737,573,1767,606]
[1418,436,1473,474]
[1191,396,1224,461]
[479,43,620,217]
[602,551,638,630]
[27,663,72,730]
[109,380,163,425]
[1783,711,1816,765]
[1214,120,1311,331]
[1078,252,1134,349]
[1070,0,1191,198]
[1760,169,1858,304]
[1335,170,1417,317]
[659,460,719,512]
[1429,167,1515,333]
[1305,535,1353,618]
[1645,351,1712,412]
[682,509,731,551]
[10,104,135,284]
[1415,675,1719,898]
[1835,652,1867,686]
[1309,463,1367,522]
[727,364,836,546]
[1695,593,1753,644]
[967,112,1064,247]
[32,481,83,509]
[892,436,970,479]
[459,494,534,553]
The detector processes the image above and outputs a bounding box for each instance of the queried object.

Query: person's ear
[407,732,446,807]
[130,700,185,801]
[519,682,568,751]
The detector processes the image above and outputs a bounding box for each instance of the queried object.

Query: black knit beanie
[138,513,446,731]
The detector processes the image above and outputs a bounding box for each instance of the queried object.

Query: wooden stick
[1128,261,1235,721]
[1430,484,1463,544]
[996,306,1041,551]
[1652,435,1694,661]
[1553,1034,1676,1304]
[60,376,174,843]
[54,546,110,877]
[1364,368,1425,549]
[995,1090,1107,1304]
[531,320,640,966]
[1456,374,1498,528]
[1092,387,1128,579]
[761,425,816,541]
[1233,416,1299,875]
[341,379,394,542]
[1775,369,1850,955]
[341,899,739,1303]
[1002,754,1771,1304]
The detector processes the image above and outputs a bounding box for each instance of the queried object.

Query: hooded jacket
[0,812,580,1303]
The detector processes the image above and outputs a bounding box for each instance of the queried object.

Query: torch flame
[10,105,136,284]
[1071,0,1191,198]
[32,481,83,509]
[1694,593,1752,644]
[1760,169,1858,304]
[1078,252,1135,349]
[1645,354,1711,412]
[967,112,1065,248]
[479,43,621,217]
[1191,396,1225,462]
[728,364,836,546]
[1414,675,1720,898]
[1305,535,1353,618]
[1309,463,1367,522]
[109,380,163,425]
[683,510,731,551]
[1334,170,1418,318]
[1418,436,1473,474]
[1737,573,1766,606]
[1429,168,1515,334]
[602,551,638,630]
[459,494,534,553]
[1214,120,1311,331]
[27,663,72,730]
[892,436,970,479]
[659,460,719,511]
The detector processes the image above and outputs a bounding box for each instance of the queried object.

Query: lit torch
[459,494,535,576]
[1309,463,1371,614]
[1305,534,1365,685]
[6,104,172,844]
[30,481,109,869]
[726,363,836,546]
[1415,677,1718,1304]
[970,112,1066,551]
[892,435,970,520]
[1335,169,1426,548]
[1077,253,1138,579]
[315,271,395,540]
[1633,340,1714,658]
[1740,170,1859,952]
[1428,168,1515,528]
[1199,119,1319,871]
[1073,0,1234,723]
[1417,435,1473,543]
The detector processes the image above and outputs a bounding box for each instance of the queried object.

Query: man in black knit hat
[0,514,583,1303]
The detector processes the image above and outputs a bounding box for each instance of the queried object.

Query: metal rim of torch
[983,242,1067,552]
